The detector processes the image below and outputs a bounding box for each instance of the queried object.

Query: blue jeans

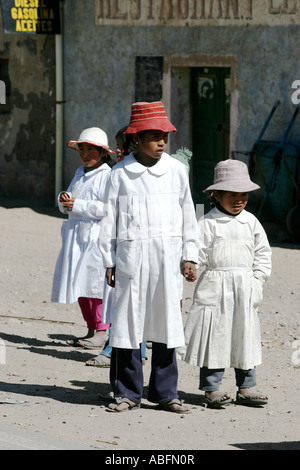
[200,367,256,391]
[100,326,147,360]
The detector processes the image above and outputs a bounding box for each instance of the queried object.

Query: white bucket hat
[204,159,260,193]
[67,127,113,153]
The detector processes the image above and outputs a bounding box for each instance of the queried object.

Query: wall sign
[95,0,300,26]
[1,0,61,34]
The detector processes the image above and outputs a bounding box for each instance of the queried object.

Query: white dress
[99,152,199,349]
[51,163,111,304]
[184,207,272,370]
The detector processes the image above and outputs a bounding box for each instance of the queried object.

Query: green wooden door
[191,67,231,211]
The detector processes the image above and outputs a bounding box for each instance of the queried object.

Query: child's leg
[78,297,96,330]
[100,326,112,357]
[200,367,225,391]
[110,347,143,404]
[148,343,178,403]
[91,299,110,332]
[148,343,190,413]
[85,326,112,367]
[200,367,231,407]
[141,341,147,361]
[234,368,257,390]
[235,368,268,405]
[77,298,108,348]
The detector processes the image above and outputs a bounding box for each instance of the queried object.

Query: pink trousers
[78,297,109,331]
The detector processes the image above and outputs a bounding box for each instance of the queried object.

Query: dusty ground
[0,201,299,451]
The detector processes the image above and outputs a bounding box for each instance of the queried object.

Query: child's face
[78,143,104,168]
[115,137,125,162]
[135,130,168,162]
[214,191,249,215]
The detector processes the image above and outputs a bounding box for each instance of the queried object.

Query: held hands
[59,192,75,211]
[181,261,197,282]
[106,263,196,287]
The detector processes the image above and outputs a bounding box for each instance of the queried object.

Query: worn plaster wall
[0,2,299,205]
[0,32,56,203]
[63,1,300,189]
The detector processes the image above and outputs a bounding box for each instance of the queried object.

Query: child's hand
[60,195,75,211]
[59,192,70,203]
[106,267,116,288]
[181,261,197,282]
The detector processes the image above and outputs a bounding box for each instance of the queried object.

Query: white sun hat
[203,159,260,193]
[67,127,113,153]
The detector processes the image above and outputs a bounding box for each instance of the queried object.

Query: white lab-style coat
[184,206,272,370]
[51,163,111,304]
[99,152,199,349]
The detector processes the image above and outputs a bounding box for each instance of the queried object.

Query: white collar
[80,163,110,175]
[124,152,171,176]
[210,206,249,224]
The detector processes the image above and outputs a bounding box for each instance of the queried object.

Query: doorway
[191,67,231,208]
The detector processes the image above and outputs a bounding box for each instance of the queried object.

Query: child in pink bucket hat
[184,159,272,408]
[99,101,199,413]
[124,101,177,134]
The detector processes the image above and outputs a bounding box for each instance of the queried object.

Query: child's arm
[71,197,105,219]
[253,219,272,283]
[71,171,110,219]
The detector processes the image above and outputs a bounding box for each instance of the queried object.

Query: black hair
[207,190,226,208]
[115,126,138,156]
[92,145,117,168]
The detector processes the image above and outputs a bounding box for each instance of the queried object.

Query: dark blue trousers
[110,342,179,404]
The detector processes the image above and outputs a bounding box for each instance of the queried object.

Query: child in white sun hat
[51,127,114,350]
[184,159,272,408]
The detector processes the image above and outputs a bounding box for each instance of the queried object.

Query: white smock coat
[184,207,272,370]
[51,163,111,304]
[99,152,199,349]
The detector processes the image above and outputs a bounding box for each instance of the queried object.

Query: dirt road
[0,203,299,450]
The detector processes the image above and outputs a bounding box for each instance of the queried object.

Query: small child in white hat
[184,159,272,408]
[51,127,114,350]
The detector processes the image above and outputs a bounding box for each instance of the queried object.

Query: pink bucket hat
[67,127,113,153]
[124,101,177,134]
[204,159,260,193]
